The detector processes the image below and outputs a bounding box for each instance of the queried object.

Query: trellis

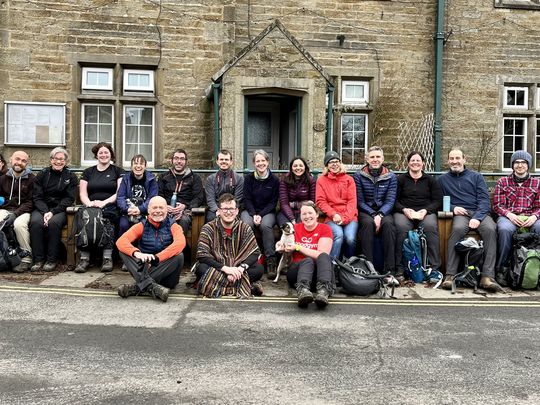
[396,113,435,171]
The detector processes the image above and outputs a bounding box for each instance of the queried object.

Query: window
[81,67,113,91]
[340,113,367,165]
[342,81,369,105]
[123,105,155,166]
[502,117,527,169]
[504,86,528,109]
[536,119,540,171]
[123,69,154,93]
[81,104,114,164]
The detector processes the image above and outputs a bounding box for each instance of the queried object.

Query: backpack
[402,228,433,283]
[453,237,484,293]
[510,245,540,290]
[71,207,107,248]
[0,230,21,272]
[334,256,395,298]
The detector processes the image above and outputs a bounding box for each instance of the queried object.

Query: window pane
[84,143,94,161]
[516,90,525,106]
[353,149,364,165]
[99,125,113,142]
[99,106,112,124]
[503,153,511,168]
[126,126,138,143]
[353,115,366,131]
[140,126,152,143]
[141,108,153,125]
[342,132,352,148]
[84,124,97,143]
[341,149,352,165]
[504,136,513,150]
[515,136,524,150]
[504,119,513,135]
[247,112,271,147]
[126,108,140,125]
[85,106,98,123]
[507,90,515,106]
[140,145,152,160]
[354,132,365,148]
[125,143,137,160]
[515,119,524,135]
[342,115,353,131]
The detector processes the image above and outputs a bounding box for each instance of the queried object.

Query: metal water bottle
[170,192,177,208]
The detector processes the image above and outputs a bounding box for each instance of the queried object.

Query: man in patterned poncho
[195,193,264,297]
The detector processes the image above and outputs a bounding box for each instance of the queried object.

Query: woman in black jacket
[30,147,78,271]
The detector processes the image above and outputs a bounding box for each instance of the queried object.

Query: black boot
[117,283,140,298]
[149,282,170,302]
[296,281,313,308]
[314,281,330,309]
[266,256,277,279]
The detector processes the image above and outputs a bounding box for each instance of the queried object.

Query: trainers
[296,282,313,308]
[117,283,140,299]
[441,274,454,290]
[13,261,31,273]
[251,281,264,297]
[314,282,329,309]
[30,262,44,272]
[266,257,277,279]
[149,283,170,302]
[74,259,90,273]
[480,276,505,294]
[101,258,113,272]
[43,262,57,272]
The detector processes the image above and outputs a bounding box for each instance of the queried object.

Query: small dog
[274,222,295,282]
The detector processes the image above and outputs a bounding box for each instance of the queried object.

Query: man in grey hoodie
[0,151,35,272]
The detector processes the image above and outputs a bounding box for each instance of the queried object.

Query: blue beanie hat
[511,150,532,168]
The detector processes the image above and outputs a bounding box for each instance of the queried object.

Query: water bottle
[0,196,4,206]
[443,196,451,212]
[170,192,177,208]
[127,199,136,223]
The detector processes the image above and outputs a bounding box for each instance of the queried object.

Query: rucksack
[453,237,484,293]
[71,207,107,248]
[0,230,21,272]
[402,228,439,284]
[334,256,395,298]
[510,245,540,290]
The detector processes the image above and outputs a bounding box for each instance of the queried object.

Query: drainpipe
[212,82,221,163]
[326,85,335,152]
[433,0,445,171]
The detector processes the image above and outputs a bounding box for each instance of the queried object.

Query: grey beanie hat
[324,151,340,166]
[511,150,532,168]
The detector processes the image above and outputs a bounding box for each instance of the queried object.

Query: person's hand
[454,206,468,216]
[127,206,140,216]
[275,241,285,252]
[332,213,342,225]
[284,243,295,253]
[374,214,382,233]
[253,215,262,225]
[469,219,480,229]
[134,251,155,263]
[522,215,537,228]
[417,209,427,221]
[403,208,414,220]
[43,212,53,226]
[222,265,242,282]
[506,212,524,226]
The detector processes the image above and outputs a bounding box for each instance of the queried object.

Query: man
[438,148,504,292]
[195,193,264,297]
[116,196,186,302]
[353,146,397,274]
[0,151,35,272]
[158,149,204,234]
[204,149,244,222]
[493,150,540,285]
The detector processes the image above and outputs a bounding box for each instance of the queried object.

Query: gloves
[150,256,160,267]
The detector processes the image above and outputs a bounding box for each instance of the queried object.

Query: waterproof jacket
[394,171,442,214]
[204,169,244,213]
[0,168,35,216]
[354,166,397,216]
[279,174,316,222]
[438,168,491,221]
[243,171,279,217]
[117,170,158,215]
[158,168,204,209]
[315,171,358,224]
[33,166,78,215]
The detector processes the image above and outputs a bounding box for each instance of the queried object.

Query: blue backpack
[402,228,442,286]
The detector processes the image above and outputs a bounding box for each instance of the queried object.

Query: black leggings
[286,253,334,290]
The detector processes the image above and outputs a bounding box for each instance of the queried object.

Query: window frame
[80,103,115,166]
[502,116,528,171]
[123,69,155,93]
[122,104,155,167]
[340,112,368,167]
[503,86,528,109]
[81,67,114,91]
[341,80,369,106]
[536,118,540,172]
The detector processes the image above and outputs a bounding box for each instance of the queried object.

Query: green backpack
[510,246,540,290]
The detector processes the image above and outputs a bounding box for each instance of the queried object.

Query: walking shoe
[101,258,113,272]
[117,283,140,299]
[13,261,31,273]
[441,274,455,290]
[480,276,505,294]
[266,256,277,280]
[314,282,329,309]
[251,281,264,297]
[121,263,128,272]
[43,262,57,272]
[296,282,313,308]
[495,270,508,287]
[74,258,90,273]
[30,262,44,272]
[149,283,170,302]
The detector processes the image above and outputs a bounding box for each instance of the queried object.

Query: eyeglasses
[51,157,66,162]
[173,157,187,161]
[219,207,237,213]
[328,160,340,165]
[513,160,528,166]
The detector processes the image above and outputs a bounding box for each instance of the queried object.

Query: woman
[30,147,78,272]
[315,151,358,260]
[394,151,442,277]
[0,153,7,176]
[276,201,334,308]
[117,154,158,235]
[240,149,280,277]
[75,142,125,273]
[277,156,316,226]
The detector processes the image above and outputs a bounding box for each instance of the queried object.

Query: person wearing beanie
[493,149,540,286]
[438,148,504,293]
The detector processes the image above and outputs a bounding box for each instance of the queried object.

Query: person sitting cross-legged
[116,196,186,302]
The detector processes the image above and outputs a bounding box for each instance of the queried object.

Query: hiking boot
[13,261,31,273]
[30,262,44,272]
[117,283,140,299]
[149,283,170,302]
[495,269,508,287]
[121,263,128,272]
[266,256,277,279]
[296,282,313,308]
[480,276,505,294]
[74,258,90,273]
[43,262,57,272]
[101,258,113,272]
[251,281,264,297]
[441,274,454,290]
[314,282,330,309]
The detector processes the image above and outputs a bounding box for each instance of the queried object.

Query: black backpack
[71,207,107,248]
[453,238,484,293]
[0,230,21,272]
[334,256,394,297]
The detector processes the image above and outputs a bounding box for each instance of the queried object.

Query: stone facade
[0,0,538,171]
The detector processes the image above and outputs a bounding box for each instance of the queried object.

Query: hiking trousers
[30,211,66,263]
[120,252,183,291]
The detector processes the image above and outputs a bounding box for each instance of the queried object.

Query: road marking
[1,284,540,307]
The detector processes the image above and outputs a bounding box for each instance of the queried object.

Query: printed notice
[5,102,65,146]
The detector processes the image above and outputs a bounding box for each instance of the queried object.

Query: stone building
[0,0,538,172]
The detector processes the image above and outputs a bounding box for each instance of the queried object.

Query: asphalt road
[0,286,539,404]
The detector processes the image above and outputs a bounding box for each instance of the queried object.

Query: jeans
[496,216,540,267]
[327,221,358,260]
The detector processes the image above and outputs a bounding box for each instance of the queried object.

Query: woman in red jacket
[315,151,358,260]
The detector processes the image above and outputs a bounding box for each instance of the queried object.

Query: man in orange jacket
[116,196,186,302]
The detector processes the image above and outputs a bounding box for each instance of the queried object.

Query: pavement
[1,262,539,302]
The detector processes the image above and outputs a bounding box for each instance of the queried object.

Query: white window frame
[502,117,527,171]
[341,80,369,106]
[122,105,155,167]
[537,87,540,109]
[504,86,528,109]
[536,118,540,172]
[123,69,155,93]
[81,103,114,166]
[81,67,113,91]
[340,113,368,166]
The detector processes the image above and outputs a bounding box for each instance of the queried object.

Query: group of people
[1,143,537,306]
